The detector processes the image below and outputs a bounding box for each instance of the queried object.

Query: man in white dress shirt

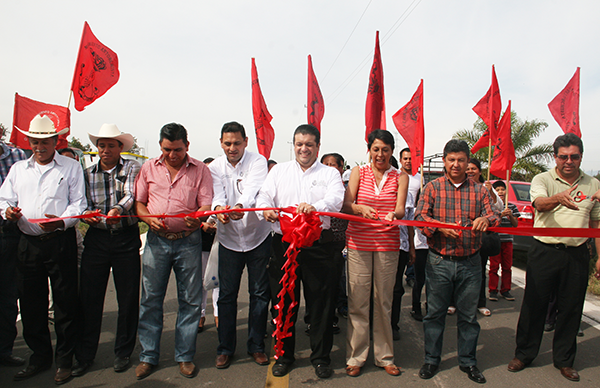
[257,124,345,379]
[210,121,272,369]
[0,115,86,385]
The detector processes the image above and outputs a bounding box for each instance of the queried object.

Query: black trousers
[268,233,342,366]
[76,225,141,362]
[0,225,20,356]
[411,249,429,312]
[391,250,409,331]
[17,228,79,368]
[515,239,589,367]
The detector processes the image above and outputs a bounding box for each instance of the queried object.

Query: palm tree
[453,111,553,181]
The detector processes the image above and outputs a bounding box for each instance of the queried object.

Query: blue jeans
[423,250,481,367]
[217,234,271,355]
[138,230,202,364]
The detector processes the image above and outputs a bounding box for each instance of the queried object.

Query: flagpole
[505,169,510,210]
[67,90,73,110]
[486,137,492,181]
[420,164,424,192]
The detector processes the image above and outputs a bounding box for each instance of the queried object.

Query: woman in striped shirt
[343,129,408,377]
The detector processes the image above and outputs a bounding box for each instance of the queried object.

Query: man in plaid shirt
[415,139,499,384]
[0,136,27,368]
[73,124,141,377]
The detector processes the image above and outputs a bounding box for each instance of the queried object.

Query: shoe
[216,354,232,369]
[0,354,25,366]
[272,362,289,377]
[346,365,361,377]
[198,316,205,333]
[501,291,515,301]
[135,362,156,380]
[14,363,52,381]
[338,306,348,319]
[332,321,341,334]
[305,324,311,336]
[249,352,269,365]
[577,326,584,337]
[556,366,580,382]
[478,307,491,316]
[447,306,456,315]
[179,361,196,378]
[392,328,400,341]
[114,357,130,372]
[460,365,486,384]
[406,278,416,288]
[507,358,526,372]
[410,310,423,321]
[54,367,72,385]
[544,323,555,332]
[72,361,93,377]
[214,316,219,329]
[418,363,438,379]
[314,363,333,378]
[383,364,401,376]
[489,291,499,301]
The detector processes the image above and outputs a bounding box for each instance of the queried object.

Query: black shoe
[338,306,348,319]
[272,363,290,377]
[501,291,515,301]
[304,324,311,336]
[460,365,486,384]
[332,322,341,335]
[544,323,555,332]
[392,329,400,341]
[314,364,333,378]
[406,278,416,288]
[577,326,584,337]
[488,291,499,301]
[0,354,25,367]
[72,361,93,377]
[14,363,52,381]
[114,357,130,372]
[419,363,438,379]
[410,310,424,321]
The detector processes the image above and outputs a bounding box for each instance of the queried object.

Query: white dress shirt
[209,150,271,252]
[256,160,345,234]
[0,152,87,236]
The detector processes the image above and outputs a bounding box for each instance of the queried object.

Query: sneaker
[338,306,348,319]
[305,324,311,336]
[501,291,515,301]
[332,322,341,335]
[410,310,423,321]
[489,291,499,301]
[544,323,555,332]
[406,278,416,288]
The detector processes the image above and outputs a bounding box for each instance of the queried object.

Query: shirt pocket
[43,174,70,200]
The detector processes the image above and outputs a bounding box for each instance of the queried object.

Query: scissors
[573,191,589,203]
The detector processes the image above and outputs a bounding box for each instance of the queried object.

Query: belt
[538,240,580,250]
[29,229,66,241]
[152,229,194,241]
[94,223,139,235]
[430,248,479,261]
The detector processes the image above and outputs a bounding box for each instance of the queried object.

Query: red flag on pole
[548,67,581,137]
[307,55,325,132]
[490,100,515,179]
[365,31,386,143]
[392,80,424,175]
[71,22,120,112]
[471,65,502,153]
[11,93,70,150]
[251,58,275,159]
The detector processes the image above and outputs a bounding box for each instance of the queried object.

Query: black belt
[94,223,139,235]
[538,240,581,250]
[430,248,479,261]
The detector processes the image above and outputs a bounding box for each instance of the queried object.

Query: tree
[453,111,553,181]
[68,137,92,152]
[0,123,7,142]
[129,136,142,154]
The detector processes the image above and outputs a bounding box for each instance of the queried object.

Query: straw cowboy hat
[88,124,135,152]
[16,114,69,139]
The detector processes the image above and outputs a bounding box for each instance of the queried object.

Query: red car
[493,180,533,252]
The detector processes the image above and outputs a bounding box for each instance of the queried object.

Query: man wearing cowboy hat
[0,114,86,384]
[71,124,142,377]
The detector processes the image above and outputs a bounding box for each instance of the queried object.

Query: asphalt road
[2,240,600,387]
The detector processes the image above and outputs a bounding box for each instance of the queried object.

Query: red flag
[71,22,120,112]
[471,65,502,153]
[307,55,325,132]
[365,31,386,143]
[251,58,275,159]
[392,80,424,175]
[11,93,70,150]
[548,67,581,137]
[490,101,515,179]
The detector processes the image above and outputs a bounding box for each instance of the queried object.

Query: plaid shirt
[415,174,500,256]
[84,157,141,230]
[0,142,27,226]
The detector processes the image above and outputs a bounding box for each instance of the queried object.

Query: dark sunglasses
[556,154,581,161]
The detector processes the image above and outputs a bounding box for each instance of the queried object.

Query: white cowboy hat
[16,114,69,139]
[88,123,135,152]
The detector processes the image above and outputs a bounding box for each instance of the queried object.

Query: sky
[1,1,600,174]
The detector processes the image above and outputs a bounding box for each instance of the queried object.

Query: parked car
[493,180,533,252]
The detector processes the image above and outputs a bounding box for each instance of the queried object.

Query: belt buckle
[164,232,179,240]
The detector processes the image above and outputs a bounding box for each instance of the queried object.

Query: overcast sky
[1,1,599,173]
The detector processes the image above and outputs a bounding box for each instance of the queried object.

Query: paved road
[2,241,600,387]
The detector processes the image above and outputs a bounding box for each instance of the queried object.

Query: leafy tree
[68,137,92,152]
[129,136,142,154]
[0,123,7,142]
[453,111,553,181]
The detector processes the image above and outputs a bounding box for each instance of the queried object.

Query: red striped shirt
[346,165,400,251]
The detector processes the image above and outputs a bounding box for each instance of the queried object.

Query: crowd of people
[0,116,599,385]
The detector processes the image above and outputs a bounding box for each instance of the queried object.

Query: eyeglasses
[556,154,581,161]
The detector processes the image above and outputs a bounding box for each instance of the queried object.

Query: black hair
[57,148,76,157]
[320,153,344,168]
[492,181,506,189]
[468,158,485,183]
[221,121,246,139]
[367,129,395,151]
[553,132,583,155]
[267,159,277,166]
[160,123,188,144]
[203,157,214,164]
[399,147,411,159]
[390,155,399,169]
[443,139,470,159]
[293,124,320,144]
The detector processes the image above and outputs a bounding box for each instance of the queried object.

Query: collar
[91,157,125,174]
[444,173,468,188]
[550,166,583,186]
[156,154,197,168]
[294,159,319,173]
[226,150,248,169]
[25,151,59,168]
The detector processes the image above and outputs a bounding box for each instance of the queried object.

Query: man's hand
[472,217,490,232]
[296,202,316,214]
[216,205,231,224]
[202,219,217,233]
[264,209,279,223]
[82,210,102,226]
[408,247,416,265]
[555,185,580,210]
[146,217,167,232]
[439,223,461,239]
[5,206,22,221]
[595,258,600,280]
[184,215,202,229]
[229,204,244,221]
[39,214,65,233]
[106,208,122,225]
